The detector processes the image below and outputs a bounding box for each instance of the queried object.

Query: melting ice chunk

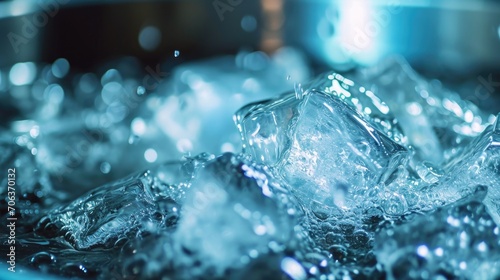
[375,186,500,280]
[35,155,211,250]
[172,153,298,277]
[235,89,409,212]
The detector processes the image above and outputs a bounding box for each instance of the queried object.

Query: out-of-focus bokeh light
[51,58,70,79]
[131,117,147,136]
[241,15,257,32]
[144,148,158,163]
[9,62,37,86]
[138,26,162,51]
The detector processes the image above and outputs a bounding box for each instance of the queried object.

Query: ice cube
[35,154,211,250]
[235,88,409,212]
[375,186,500,280]
[347,57,494,164]
[172,153,298,277]
[432,115,500,224]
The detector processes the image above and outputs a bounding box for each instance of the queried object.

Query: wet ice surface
[376,186,500,280]
[1,55,500,279]
[235,83,409,215]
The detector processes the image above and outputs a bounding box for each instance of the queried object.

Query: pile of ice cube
[2,52,500,279]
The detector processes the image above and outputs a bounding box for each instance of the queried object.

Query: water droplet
[498,25,500,39]
[294,82,304,99]
[60,263,93,278]
[174,50,180,58]
[30,252,56,270]
[328,245,348,261]
[35,217,59,238]
[286,75,291,81]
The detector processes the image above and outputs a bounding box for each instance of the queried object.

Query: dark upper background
[0,0,499,110]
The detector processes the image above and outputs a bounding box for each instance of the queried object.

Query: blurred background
[1,0,499,74]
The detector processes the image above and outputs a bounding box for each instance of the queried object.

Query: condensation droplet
[30,252,56,270]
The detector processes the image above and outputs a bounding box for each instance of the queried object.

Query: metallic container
[1,0,499,77]
[284,0,500,78]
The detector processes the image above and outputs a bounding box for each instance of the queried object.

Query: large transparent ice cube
[346,57,494,164]
[235,88,409,212]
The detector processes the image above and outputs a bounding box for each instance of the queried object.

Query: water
[1,53,500,279]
